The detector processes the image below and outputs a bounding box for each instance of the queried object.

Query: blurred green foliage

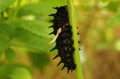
[77,0,120,79]
[0,64,32,79]
[0,0,65,79]
[29,52,50,72]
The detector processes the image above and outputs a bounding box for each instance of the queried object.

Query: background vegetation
[0,0,120,79]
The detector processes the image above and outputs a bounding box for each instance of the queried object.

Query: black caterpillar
[49,6,76,73]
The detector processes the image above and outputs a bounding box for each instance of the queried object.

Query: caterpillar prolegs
[49,6,76,73]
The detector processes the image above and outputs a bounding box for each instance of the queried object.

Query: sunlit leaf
[0,0,16,13]
[15,19,52,38]
[40,0,66,6]
[17,0,66,17]
[10,28,51,53]
[17,3,55,17]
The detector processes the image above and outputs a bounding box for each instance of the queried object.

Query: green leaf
[107,12,120,27]
[18,0,66,17]
[10,28,51,53]
[11,67,32,79]
[40,0,66,6]
[17,3,55,17]
[15,20,52,38]
[0,0,16,13]
[0,23,15,52]
[0,37,9,53]
[0,23,15,39]
[5,48,16,63]
[0,64,32,79]
[29,53,50,72]
[0,65,11,79]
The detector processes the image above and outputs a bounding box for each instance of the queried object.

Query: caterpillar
[49,5,76,73]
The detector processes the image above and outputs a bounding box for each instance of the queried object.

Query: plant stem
[13,0,22,19]
[67,0,84,79]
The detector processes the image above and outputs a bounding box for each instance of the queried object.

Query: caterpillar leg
[49,28,62,44]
